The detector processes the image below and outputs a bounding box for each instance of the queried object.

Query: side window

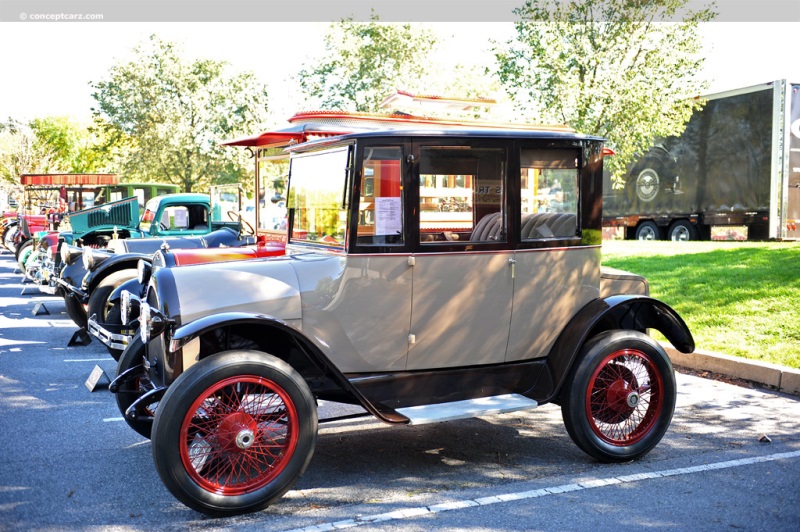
[419,146,505,244]
[160,205,193,230]
[357,147,404,245]
[520,149,579,240]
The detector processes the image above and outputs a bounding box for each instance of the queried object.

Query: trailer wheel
[561,330,676,462]
[635,222,661,241]
[668,220,698,241]
[151,351,317,516]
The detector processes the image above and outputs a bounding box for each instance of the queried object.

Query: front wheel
[561,330,676,463]
[115,335,154,439]
[87,269,137,360]
[151,351,318,516]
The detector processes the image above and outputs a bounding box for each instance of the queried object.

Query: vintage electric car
[114,128,694,516]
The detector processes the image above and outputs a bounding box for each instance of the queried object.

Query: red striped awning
[20,174,119,186]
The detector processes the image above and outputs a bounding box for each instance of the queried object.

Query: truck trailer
[603,80,800,241]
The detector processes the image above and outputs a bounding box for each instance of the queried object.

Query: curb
[661,343,800,397]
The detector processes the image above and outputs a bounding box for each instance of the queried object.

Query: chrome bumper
[87,315,134,350]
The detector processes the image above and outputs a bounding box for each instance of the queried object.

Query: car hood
[67,197,139,237]
[169,256,302,324]
[107,227,251,254]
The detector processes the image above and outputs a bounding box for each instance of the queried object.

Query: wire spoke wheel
[562,330,676,462]
[151,351,317,516]
[180,375,299,495]
[586,349,663,446]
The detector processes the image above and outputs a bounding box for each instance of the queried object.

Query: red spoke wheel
[151,351,317,516]
[561,330,676,462]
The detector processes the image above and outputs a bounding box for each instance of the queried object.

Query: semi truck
[603,79,800,241]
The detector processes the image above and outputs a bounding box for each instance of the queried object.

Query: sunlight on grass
[602,240,800,369]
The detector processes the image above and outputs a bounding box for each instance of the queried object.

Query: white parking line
[63,358,112,362]
[103,417,124,422]
[286,450,800,532]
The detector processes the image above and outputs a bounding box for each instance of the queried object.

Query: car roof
[288,128,605,154]
[145,193,209,207]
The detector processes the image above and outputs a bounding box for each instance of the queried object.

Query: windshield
[288,146,351,247]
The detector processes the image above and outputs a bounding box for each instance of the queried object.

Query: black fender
[169,312,407,424]
[84,253,151,294]
[57,260,89,301]
[533,294,694,403]
[109,277,146,306]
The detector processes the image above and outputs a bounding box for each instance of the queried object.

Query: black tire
[115,335,153,439]
[16,240,34,278]
[561,330,676,463]
[151,351,318,516]
[634,221,661,241]
[87,269,137,360]
[668,220,698,242]
[63,294,88,329]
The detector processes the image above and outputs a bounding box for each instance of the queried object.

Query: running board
[396,394,538,425]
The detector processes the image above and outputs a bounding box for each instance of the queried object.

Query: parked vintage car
[86,239,286,358]
[50,187,254,333]
[113,128,694,516]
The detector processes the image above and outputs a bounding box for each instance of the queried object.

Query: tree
[494,0,716,182]
[297,17,438,113]
[29,116,114,173]
[91,35,269,192]
[0,118,57,185]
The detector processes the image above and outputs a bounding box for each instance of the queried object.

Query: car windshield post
[288,146,351,247]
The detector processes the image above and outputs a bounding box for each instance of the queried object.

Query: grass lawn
[602,240,800,369]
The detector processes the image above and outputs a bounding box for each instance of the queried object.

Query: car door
[406,140,514,370]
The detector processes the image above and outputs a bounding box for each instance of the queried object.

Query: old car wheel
[634,221,661,241]
[16,240,35,279]
[668,220,698,242]
[87,269,137,360]
[115,335,154,439]
[151,351,318,516]
[561,330,676,463]
[63,294,88,329]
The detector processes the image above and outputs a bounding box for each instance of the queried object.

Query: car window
[520,149,579,240]
[288,146,351,247]
[357,147,404,245]
[419,146,506,244]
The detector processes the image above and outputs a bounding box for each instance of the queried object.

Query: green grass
[602,240,800,369]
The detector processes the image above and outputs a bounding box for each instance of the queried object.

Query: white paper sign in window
[374,197,403,236]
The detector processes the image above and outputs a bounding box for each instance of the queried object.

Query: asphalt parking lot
[1,249,799,531]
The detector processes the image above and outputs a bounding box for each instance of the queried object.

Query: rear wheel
[561,330,676,462]
[634,221,661,241]
[151,351,318,516]
[668,220,699,241]
[87,269,137,360]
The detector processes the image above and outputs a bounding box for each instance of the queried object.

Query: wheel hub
[217,412,258,452]
[626,391,640,408]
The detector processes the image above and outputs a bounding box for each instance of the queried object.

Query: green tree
[494,0,716,182]
[29,116,114,173]
[297,17,438,113]
[91,35,269,192]
[0,119,56,185]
